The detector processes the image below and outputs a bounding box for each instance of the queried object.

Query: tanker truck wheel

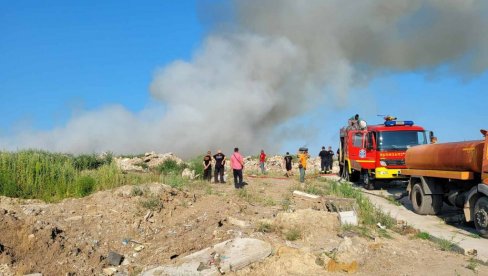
[474,196,488,238]
[411,183,443,215]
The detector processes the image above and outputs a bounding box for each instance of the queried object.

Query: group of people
[202,145,335,187]
[202,148,245,189]
[318,146,335,174]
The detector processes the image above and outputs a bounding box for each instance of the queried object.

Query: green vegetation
[415,232,431,240]
[257,221,274,233]
[285,227,302,241]
[140,196,163,211]
[302,180,395,229]
[466,258,478,272]
[436,237,458,252]
[0,150,158,202]
[157,159,187,175]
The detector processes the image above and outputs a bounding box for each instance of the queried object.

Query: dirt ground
[0,176,486,276]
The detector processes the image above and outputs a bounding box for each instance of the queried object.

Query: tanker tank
[405,140,484,173]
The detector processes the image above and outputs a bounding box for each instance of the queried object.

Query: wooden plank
[400,169,474,180]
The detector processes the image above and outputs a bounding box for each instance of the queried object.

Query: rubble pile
[115,152,183,172]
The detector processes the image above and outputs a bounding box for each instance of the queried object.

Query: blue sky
[1,1,202,131]
[1,1,487,155]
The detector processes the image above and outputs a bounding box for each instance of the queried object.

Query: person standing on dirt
[283,152,293,177]
[203,151,212,182]
[213,149,226,183]
[319,146,327,173]
[298,148,309,183]
[325,146,335,174]
[230,147,245,188]
[259,150,267,175]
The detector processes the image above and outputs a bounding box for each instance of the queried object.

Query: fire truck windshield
[378,131,428,151]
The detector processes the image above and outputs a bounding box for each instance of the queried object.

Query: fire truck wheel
[474,196,488,238]
[411,183,437,215]
[344,164,359,182]
[363,173,375,190]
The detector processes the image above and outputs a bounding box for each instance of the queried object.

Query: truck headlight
[380,160,387,166]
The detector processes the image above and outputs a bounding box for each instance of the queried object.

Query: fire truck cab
[339,117,430,189]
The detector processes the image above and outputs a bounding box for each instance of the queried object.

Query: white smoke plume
[2,0,487,157]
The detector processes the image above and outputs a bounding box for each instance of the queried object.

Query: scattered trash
[102,267,117,276]
[107,251,124,266]
[144,211,153,221]
[338,210,358,226]
[122,238,130,246]
[467,249,478,256]
[293,190,320,199]
[141,238,272,276]
[376,222,386,230]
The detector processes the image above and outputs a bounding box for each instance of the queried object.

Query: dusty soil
[0,176,486,276]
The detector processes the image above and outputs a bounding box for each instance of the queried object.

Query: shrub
[157,159,186,175]
[75,176,96,197]
[140,197,163,211]
[285,227,302,241]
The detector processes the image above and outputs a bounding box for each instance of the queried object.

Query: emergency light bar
[384,120,414,126]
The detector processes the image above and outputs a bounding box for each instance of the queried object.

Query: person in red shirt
[230,147,245,189]
[259,150,267,175]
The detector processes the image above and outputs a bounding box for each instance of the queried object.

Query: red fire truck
[338,116,430,189]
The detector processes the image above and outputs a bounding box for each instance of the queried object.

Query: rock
[227,217,250,228]
[102,267,117,276]
[141,238,272,276]
[292,190,320,199]
[65,216,83,222]
[134,245,145,252]
[181,168,195,180]
[107,251,124,266]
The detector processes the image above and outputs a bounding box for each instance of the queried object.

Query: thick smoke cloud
[2,0,487,157]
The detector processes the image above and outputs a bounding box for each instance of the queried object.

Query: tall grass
[0,150,157,202]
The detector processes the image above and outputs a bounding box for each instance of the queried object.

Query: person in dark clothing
[319,146,328,173]
[203,151,212,181]
[283,152,293,177]
[325,146,335,173]
[213,149,226,183]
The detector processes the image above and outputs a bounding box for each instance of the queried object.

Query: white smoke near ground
[1,0,487,157]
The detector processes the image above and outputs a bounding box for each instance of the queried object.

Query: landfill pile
[115,152,184,172]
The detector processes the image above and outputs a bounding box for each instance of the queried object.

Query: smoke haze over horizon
[1,0,488,158]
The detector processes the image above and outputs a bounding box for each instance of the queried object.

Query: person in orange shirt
[298,148,309,183]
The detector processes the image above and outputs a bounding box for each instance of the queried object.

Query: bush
[73,154,104,171]
[140,196,163,211]
[157,159,186,175]
[285,227,302,241]
[187,155,204,178]
[75,176,96,197]
[162,173,188,189]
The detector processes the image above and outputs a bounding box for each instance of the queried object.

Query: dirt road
[1,176,486,275]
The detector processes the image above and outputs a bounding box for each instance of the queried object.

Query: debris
[144,211,153,221]
[107,251,124,266]
[292,190,320,199]
[181,168,196,180]
[102,267,118,276]
[65,215,83,222]
[338,211,358,226]
[376,222,386,230]
[134,245,145,252]
[141,238,272,275]
[227,217,250,228]
[467,249,478,256]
